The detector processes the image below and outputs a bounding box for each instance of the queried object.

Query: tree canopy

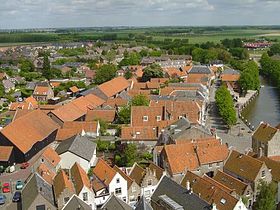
[268,43,280,56]
[19,59,35,72]
[253,181,277,210]
[260,52,280,88]
[215,86,237,127]
[141,64,164,82]
[238,61,260,93]
[94,64,117,85]
[131,94,150,106]
[119,52,141,66]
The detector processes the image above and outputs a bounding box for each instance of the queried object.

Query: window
[123,197,126,202]
[132,186,136,192]
[156,116,161,121]
[144,190,151,196]
[83,192,88,201]
[209,163,212,168]
[261,170,265,178]
[130,196,136,202]
[143,116,148,122]
[147,179,152,186]
[64,197,70,204]
[36,205,46,210]
[220,198,226,205]
[41,158,44,163]
[103,197,106,200]
[116,178,120,184]
[115,188,122,195]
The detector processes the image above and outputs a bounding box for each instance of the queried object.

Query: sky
[0,0,280,29]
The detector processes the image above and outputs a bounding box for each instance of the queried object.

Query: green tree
[117,105,131,124]
[268,43,280,56]
[131,94,150,106]
[124,144,137,167]
[42,55,51,80]
[0,83,5,98]
[124,71,133,79]
[142,64,164,82]
[238,61,260,93]
[97,119,108,136]
[105,50,116,63]
[94,64,117,85]
[119,52,141,66]
[215,86,237,127]
[254,181,277,210]
[19,59,35,72]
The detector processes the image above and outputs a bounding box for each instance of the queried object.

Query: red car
[20,162,29,169]
[2,183,10,193]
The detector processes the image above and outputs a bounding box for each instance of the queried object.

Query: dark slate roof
[222,69,240,75]
[22,173,55,210]
[135,196,153,210]
[101,194,133,210]
[63,195,91,210]
[79,87,98,97]
[151,176,211,210]
[172,90,206,101]
[189,66,212,74]
[56,135,96,161]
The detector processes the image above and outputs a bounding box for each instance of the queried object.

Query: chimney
[186,180,190,191]
[212,203,217,210]
[162,106,166,121]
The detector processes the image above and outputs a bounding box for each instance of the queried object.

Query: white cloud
[0,0,278,28]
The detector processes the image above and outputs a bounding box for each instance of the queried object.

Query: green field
[0,26,280,46]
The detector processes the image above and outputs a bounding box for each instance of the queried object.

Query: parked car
[20,162,29,169]
[0,194,6,205]
[16,180,24,190]
[12,191,21,202]
[2,183,10,193]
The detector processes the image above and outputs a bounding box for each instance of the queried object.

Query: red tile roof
[92,159,116,187]
[53,170,75,199]
[121,126,158,141]
[41,147,61,167]
[69,86,79,93]
[85,109,116,123]
[33,85,51,96]
[37,163,56,185]
[98,77,130,98]
[162,139,229,175]
[1,110,59,154]
[0,146,13,162]
[71,163,91,194]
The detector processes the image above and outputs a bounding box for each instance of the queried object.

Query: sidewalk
[206,80,253,153]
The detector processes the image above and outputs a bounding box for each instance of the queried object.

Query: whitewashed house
[56,135,97,172]
[70,163,96,209]
[92,159,128,207]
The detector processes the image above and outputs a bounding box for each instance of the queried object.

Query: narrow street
[206,80,252,153]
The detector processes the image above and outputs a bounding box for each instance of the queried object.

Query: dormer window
[261,170,265,178]
[220,198,226,205]
[156,116,161,121]
[143,116,148,122]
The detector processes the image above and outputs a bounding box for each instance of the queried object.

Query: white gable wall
[109,173,128,203]
[77,186,96,210]
[59,151,90,172]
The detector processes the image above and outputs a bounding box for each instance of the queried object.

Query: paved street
[0,149,45,210]
[206,80,253,153]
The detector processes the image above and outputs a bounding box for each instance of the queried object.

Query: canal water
[242,76,280,128]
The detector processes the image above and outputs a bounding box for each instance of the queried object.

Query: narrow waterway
[242,76,280,128]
